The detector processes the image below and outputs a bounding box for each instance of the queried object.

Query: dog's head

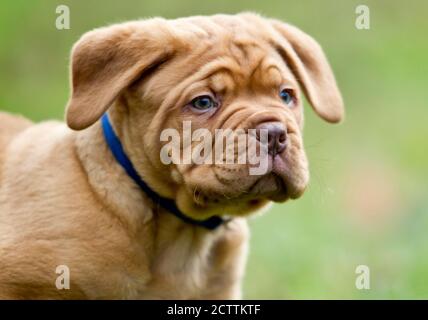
[66,13,344,219]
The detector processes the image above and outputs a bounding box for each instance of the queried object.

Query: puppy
[0,13,343,299]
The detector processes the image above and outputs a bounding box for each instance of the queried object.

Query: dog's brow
[263,66,283,87]
[226,41,290,89]
[209,72,236,93]
[191,57,243,83]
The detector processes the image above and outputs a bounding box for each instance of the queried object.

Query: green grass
[1,0,427,299]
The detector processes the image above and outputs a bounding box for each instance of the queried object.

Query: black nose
[255,121,287,156]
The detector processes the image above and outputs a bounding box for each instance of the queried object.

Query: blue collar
[101,114,225,230]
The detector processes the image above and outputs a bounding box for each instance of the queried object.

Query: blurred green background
[1,0,427,299]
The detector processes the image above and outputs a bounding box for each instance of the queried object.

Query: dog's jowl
[0,13,343,299]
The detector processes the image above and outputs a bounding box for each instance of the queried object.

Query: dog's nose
[255,121,287,156]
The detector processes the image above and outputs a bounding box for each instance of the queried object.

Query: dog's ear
[66,19,176,130]
[270,20,344,123]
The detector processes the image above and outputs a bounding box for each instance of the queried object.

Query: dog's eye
[279,89,294,106]
[191,95,217,111]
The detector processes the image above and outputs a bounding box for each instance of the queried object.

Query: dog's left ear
[66,19,176,130]
[270,20,344,123]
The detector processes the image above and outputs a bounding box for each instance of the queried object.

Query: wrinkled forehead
[204,43,294,94]
[152,16,297,92]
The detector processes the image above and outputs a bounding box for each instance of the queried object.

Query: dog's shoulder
[2,119,71,172]
[0,111,33,147]
[0,112,33,179]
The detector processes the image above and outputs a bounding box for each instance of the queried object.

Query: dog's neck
[73,106,224,235]
[74,117,153,231]
[100,112,225,230]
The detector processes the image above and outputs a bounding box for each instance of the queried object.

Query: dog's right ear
[66,19,176,130]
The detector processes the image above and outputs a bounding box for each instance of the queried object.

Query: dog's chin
[247,173,290,202]
[176,169,307,220]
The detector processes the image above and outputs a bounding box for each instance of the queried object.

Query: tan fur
[0,112,32,182]
[0,13,343,299]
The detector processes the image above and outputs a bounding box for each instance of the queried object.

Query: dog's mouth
[186,147,309,209]
[193,170,293,208]
[243,153,305,202]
